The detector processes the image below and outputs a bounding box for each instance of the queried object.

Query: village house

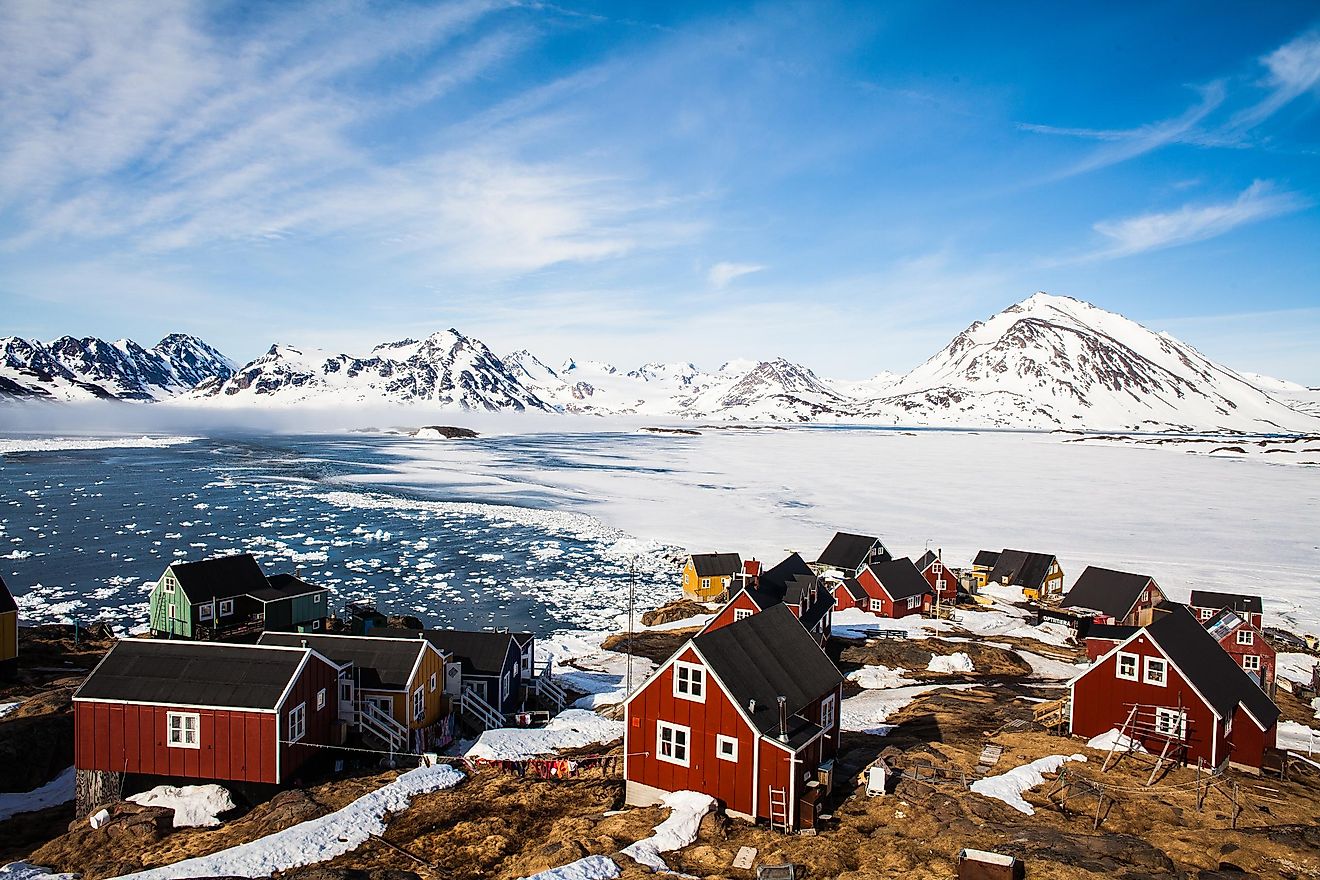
[624,604,844,831]
[422,629,527,717]
[1061,566,1167,626]
[855,558,933,619]
[681,553,743,601]
[0,574,16,679]
[984,549,1065,600]
[829,577,870,613]
[1204,609,1277,696]
[914,549,958,606]
[259,631,451,753]
[1189,590,1264,630]
[1083,623,1138,661]
[700,553,833,645]
[73,640,341,788]
[149,554,329,641]
[969,550,1001,590]
[812,532,891,579]
[1070,604,1279,771]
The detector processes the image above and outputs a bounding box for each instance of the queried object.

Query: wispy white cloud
[707,261,765,288]
[1091,180,1307,258]
[1230,30,1320,132]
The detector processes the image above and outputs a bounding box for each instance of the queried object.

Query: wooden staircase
[357,699,408,753]
[459,685,505,732]
[534,660,569,712]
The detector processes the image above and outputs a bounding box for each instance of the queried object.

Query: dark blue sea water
[0,435,674,635]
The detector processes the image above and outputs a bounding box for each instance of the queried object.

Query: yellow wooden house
[978,548,1064,600]
[681,553,743,601]
[0,575,16,679]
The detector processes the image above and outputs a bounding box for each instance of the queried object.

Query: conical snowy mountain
[0,334,234,401]
[860,293,1316,432]
[193,330,549,411]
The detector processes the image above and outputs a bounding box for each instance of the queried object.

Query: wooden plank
[733,846,757,870]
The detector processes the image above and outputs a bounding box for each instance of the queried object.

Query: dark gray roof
[838,578,868,602]
[915,550,940,571]
[866,557,931,602]
[1189,591,1263,616]
[1085,623,1139,642]
[1061,566,1154,620]
[169,554,269,603]
[816,532,883,571]
[973,550,1000,568]
[259,632,424,690]
[693,604,842,741]
[986,549,1056,591]
[418,629,516,678]
[783,573,819,607]
[799,592,833,632]
[248,573,328,603]
[0,574,15,614]
[759,552,814,597]
[689,553,742,578]
[1143,604,1279,730]
[75,640,308,709]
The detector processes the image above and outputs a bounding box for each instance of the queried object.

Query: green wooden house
[149,554,330,640]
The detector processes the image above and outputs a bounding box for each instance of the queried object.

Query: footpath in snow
[619,791,715,871]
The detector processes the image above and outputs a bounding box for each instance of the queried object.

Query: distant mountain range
[4,293,1318,433]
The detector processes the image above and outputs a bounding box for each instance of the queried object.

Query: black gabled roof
[816,532,883,571]
[248,573,328,603]
[866,557,931,601]
[1061,566,1154,620]
[759,553,814,598]
[0,574,16,614]
[973,550,1000,568]
[799,592,834,632]
[694,604,842,741]
[259,632,425,690]
[915,550,940,571]
[75,640,309,710]
[1189,590,1263,616]
[169,553,269,603]
[419,629,516,678]
[987,549,1056,590]
[689,553,742,578]
[1143,604,1279,730]
[837,578,868,602]
[783,573,819,607]
[1085,623,1139,642]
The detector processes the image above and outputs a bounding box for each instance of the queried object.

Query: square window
[316,688,326,710]
[1144,657,1167,687]
[1236,630,1254,646]
[167,712,200,749]
[656,721,690,767]
[1200,608,1213,620]
[716,734,738,761]
[219,599,234,617]
[1154,707,1185,738]
[314,593,322,603]
[198,604,213,621]
[869,598,883,612]
[1242,655,1261,671]
[673,661,705,702]
[288,703,306,743]
[932,563,943,575]
[1115,652,1139,681]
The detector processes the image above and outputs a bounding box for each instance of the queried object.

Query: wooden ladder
[768,786,789,833]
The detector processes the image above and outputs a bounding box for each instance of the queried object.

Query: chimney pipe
[777,696,788,742]
[300,639,307,649]
[748,698,756,714]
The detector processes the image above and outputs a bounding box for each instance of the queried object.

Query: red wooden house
[1204,609,1276,696]
[73,640,340,786]
[1189,591,1264,630]
[1061,566,1166,626]
[813,532,890,578]
[1069,604,1279,770]
[914,550,958,605]
[624,605,844,830]
[700,553,832,645]
[854,558,932,619]
[1083,623,1138,661]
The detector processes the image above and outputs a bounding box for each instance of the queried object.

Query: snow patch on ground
[926,652,974,673]
[0,766,75,822]
[1016,649,1089,681]
[0,863,77,880]
[0,701,21,720]
[1277,721,1320,754]
[1278,653,1316,687]
[619,791,715,871]
[970,754,1086,815]
[466,710,625,760]
[539,631,656,709]
[839,684,977,735]
[846,666,915,689]
[1086,729,1148,753]
[108,764,464,879]
[521,855,620,880]
[126,784,235,828]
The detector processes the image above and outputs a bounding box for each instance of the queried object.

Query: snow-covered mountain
[0,334,234,401]
[192,330,548,411]
[8,293,1318,432]
[858,293,1316,432]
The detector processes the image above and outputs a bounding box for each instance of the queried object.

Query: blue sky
[2,1,1319,382]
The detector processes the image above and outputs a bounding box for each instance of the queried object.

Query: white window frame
[733,608,753,622]
[413,686,425,721]
[1242,654,1261,671]
[656,720,690,767]
[932,563,943,575]
[316,688,326,710]
[907,596,920,610]
[1224,715,1233,736]
[197,603,213,621]
[1115,651,1139,682]
[1199,607,1213,620]
[716,734,739,762]
[1154,707,1185,738]
[700,577,711,590]
[821,693,836,732]
[502,671,512,700]
[869,598,883,613]
[288,702,306,743]
[313,593,322,604]
[163,575,175,594]
[1143,656,1168,687]
[673,661,705,702]
[219,599,234,617]
[167,711,200,749]
[1236,630,1254,646]
[430,672,438,692]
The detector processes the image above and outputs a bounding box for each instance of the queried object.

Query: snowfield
[0,436,199,455]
